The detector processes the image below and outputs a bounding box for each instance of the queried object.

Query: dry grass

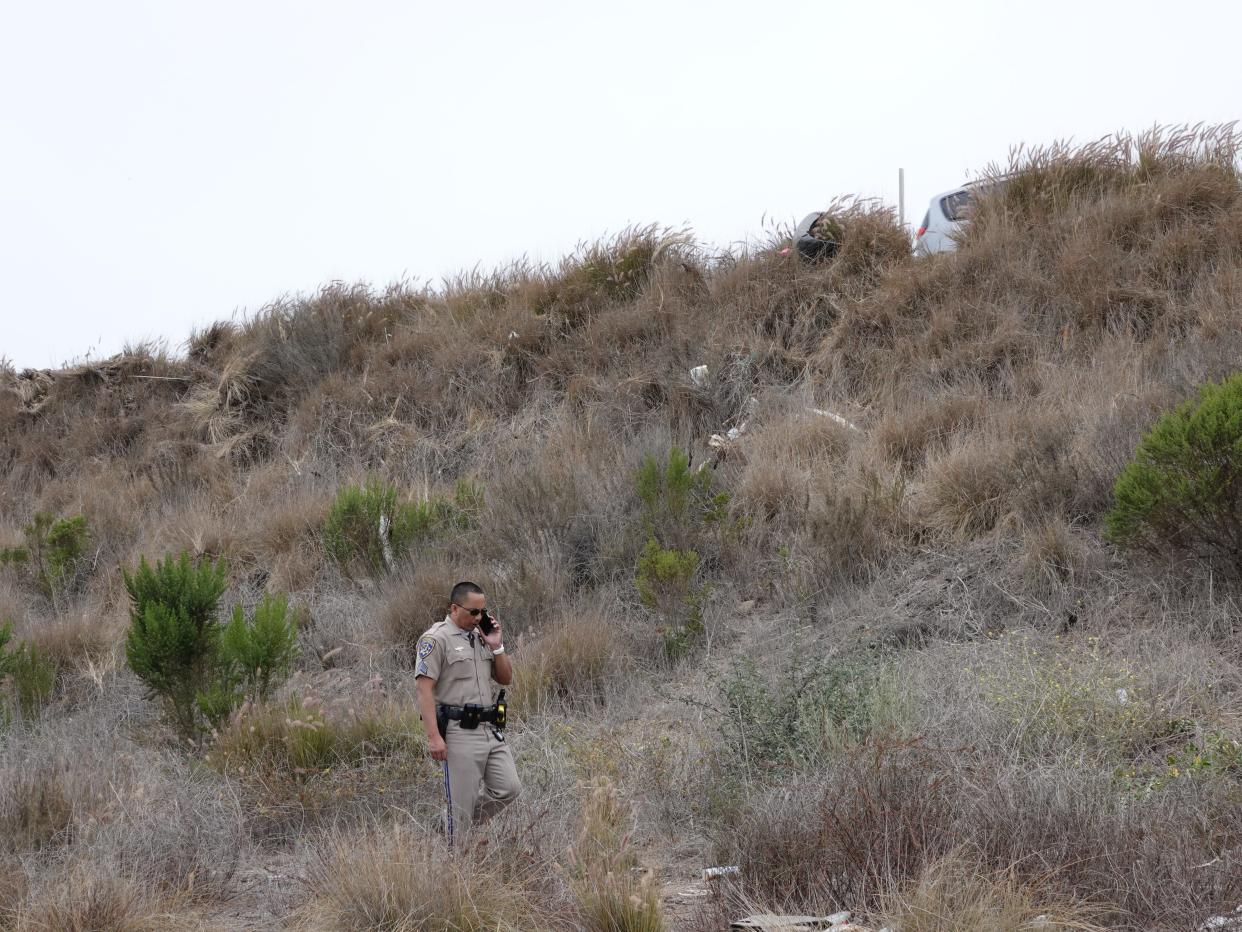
[207,687,426,777]
[200,671,439,841]
[374,558,483,658]
[0,760,76,855]
[19,608,121,682]
[11,866,207,932]
[875,851,1112,932]
[567,778,667,932]
[509,604,628,717]
[715,738,1242,926]
[299,821,571,932]
[0,713,247,929]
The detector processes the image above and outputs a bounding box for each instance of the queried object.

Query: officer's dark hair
[450,580,485,606]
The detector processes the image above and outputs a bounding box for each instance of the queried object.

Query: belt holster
[435,704,448,741]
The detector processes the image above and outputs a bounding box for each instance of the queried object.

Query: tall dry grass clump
[11,867,205,932]
[300,821,568,932]
[567,778,666,932]
[875,850,1112,932]
[510,605,627,717]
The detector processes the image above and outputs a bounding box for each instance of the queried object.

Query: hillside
[1,126,1241,931]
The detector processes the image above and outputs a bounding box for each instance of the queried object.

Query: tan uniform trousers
[443,720,521,833]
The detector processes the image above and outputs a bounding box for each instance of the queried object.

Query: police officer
[415,581,521,835]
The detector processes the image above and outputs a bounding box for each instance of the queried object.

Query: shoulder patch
[416,660,429,676]
[417,639,435,660]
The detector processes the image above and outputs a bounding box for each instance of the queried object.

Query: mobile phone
[478,609,495,635]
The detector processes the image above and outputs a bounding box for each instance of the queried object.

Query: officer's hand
[482,615,503,651]
[428,734,448,762]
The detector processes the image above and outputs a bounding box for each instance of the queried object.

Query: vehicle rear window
[941,190,974,222]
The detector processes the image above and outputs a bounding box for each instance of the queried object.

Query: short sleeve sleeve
[415,634,442,680]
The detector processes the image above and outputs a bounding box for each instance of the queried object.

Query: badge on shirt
[417,639,435,660]
[454,645,465,651]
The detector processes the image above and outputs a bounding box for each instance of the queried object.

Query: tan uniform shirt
[415,617,497,706]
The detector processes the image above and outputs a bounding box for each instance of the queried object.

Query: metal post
[899,167,906,229]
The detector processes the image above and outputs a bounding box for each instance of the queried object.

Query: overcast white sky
[2,0,1239,369]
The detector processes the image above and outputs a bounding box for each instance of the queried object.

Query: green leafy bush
[719,655,881,774]
[0,513,90,604]
[633,448,729,656]
[634,539,705,659]
[323,478,482,576]
[1118,731,1242,797]
[124,553,229,740]
[1106,373,1242,573]
[0,621,56,722]
[635,447,729,549]
[220,594,300,701]
[198,594,300,730]
[123,552,299,740]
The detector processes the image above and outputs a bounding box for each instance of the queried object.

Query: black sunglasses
[453,604,486,617]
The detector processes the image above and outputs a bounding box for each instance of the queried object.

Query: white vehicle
[913,178,1005,256]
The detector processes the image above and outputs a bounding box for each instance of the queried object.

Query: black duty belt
[436,691,507,739]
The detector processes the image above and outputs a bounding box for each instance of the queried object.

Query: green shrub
[124,552,229,740]
[198,593,300,730]
[635,447,729,548]
[1106,373,1242,573]
[635,539,706,658]
[0,512,90,604]
[220,593,299,700]
[323,478,482,576]
[0,621,57,721]
[719,655,881,774]
[123,552,299,741]
[633,447,730,656]
[1118,731,1242,797]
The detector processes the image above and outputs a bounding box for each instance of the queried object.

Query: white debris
[1115,688,1129,704]
[730,917,830,931]
[690,364,709,386]
[704,865,741,881]
[809,407,862,432]
[1200,907,1242,931]
[708,422,748,451]
[730,914,865,932]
